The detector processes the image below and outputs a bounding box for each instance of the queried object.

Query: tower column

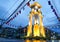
[27,13,32,37]
[39,13,45,37]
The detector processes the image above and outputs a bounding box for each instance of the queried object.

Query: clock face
[34,14,39,19]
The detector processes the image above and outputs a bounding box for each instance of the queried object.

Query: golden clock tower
[27,2,46,37]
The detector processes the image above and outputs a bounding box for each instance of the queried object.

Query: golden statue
[27,2,46,37]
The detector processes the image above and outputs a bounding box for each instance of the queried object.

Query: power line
[4,0,19,18]
[1,0,31,27]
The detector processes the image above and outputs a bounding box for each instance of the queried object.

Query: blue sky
[0,0,60,33]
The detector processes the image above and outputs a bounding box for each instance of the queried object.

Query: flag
[53,9,55,12]
[48,1,51,5]
[19,11,21,14]
[33,0,35,1]
[27,2,30,6]
[16,13,18,15]
[51,5,53,9]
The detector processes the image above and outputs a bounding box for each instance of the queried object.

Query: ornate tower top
[30,2,42,8]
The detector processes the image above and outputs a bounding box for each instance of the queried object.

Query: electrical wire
[4,0,19,18]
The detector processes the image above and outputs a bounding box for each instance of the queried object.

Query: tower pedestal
[33,24,40,37]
